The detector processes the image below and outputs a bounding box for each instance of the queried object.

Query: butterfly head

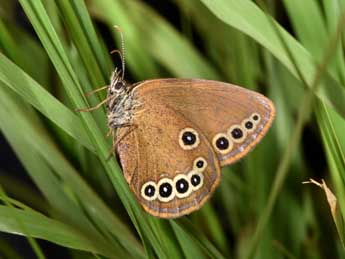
[106,67,136,129]
[108,68,127,97]
[106,68,128,117]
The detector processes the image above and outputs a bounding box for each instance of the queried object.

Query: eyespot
[188,171,204,191]
[115,81,124,90]
[193,157,207,172]
[251,113,261,124]
[228,125,247,143]
[157,178,175,202]
[141,181,158,201]
[179,128,200,150]
[242,119,256,133]
[212,133,233,154]
[173,174,192,198]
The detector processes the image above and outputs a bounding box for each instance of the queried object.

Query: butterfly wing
[130,79,275,167]
[116,101,221,218]
[116,78,274,218]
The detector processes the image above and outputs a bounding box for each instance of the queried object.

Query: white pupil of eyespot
[163,187,168,192]
[180,183,184,188]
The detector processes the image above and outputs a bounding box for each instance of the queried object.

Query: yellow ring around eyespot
[188,170,204,191]
[141,181,158,201]
[178,128,200,150]
[193,157,207,172]
[228,125,247,143]
[212,133,233,154]
[251,112,261,124]
[173,174,193,199]
[157,178,175,202]
[242,119,256,133]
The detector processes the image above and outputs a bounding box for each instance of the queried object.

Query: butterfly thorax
[106,69,138,129]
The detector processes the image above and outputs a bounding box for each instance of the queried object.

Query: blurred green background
[0,0,345,258]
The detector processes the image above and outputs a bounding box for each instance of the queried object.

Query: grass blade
[56,0,112,85]
[17,1,175,257]
[90,0,220,79]
[0,85,144,257]
[245,4,345,258]
[0,205,113,257]
[200,0,345,118]
[0,185,45,258]
[0,53,94,152]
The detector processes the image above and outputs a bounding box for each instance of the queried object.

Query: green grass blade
[91,0,220,79]
[0,205,114,257]
[322,0,345,84]
[0,19,20,63]
[283,0,328,61]
[0,87,90,224]
[245,5,345,258]
[55,0,111,85]
[315,102,345,250]
[0,184,45,258]
[0,85,143,258]
[16,1,169,256]
[200,0,345,118]
[173,219,226,259]
[0,238,23,259]
[171,222,207,259]
[0,53,94,152]
[16,0,202,257]
[0,172,48,217]
[176,0,261,86]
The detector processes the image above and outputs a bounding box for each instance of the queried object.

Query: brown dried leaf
[303,178,345,248]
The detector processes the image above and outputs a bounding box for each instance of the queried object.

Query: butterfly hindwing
[116,102,221,218]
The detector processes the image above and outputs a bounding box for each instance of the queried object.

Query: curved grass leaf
[0,206,115,257]
[173,219,226,259]
[3,10,140,257]
[0,184,44,258]
[0,238,23,259]
[315,102,345,251]
[17,0,178,257]
[55,0,112,86]
[0,53,94,152]
[200,0,345,118]
[0,85,143,258]
[90,0,221,80]
[246,4,345,258]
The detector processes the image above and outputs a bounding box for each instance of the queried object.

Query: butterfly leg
[105,128,113,138]
[84,85,109,97]
[75,95,113,112]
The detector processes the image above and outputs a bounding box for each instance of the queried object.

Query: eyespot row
[141,157,207,202]
[212,113,261,154]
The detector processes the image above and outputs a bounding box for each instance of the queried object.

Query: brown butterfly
[78,28,275,218]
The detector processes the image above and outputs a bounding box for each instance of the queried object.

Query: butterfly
[78,28,275,218]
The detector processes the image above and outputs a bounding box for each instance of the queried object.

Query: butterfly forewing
[131,79,275,166]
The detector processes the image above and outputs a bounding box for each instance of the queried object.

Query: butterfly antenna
[114,25,125,80]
